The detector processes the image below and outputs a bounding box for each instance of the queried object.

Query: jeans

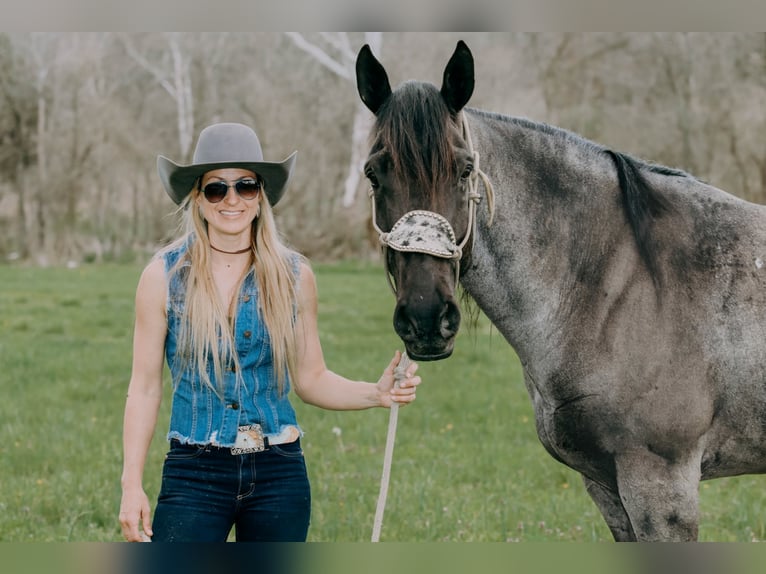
[151,439,311,542]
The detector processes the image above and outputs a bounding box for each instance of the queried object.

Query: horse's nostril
[393,306,418,342]
[394,300,460,343]
[440,301,461,337]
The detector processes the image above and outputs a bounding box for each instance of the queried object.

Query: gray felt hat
[157,122,297,205]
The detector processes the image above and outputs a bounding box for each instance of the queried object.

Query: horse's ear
[356,44,392,115]
[440,40,474,114]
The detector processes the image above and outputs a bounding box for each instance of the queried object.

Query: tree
[285,32,382,208]
[0,33,37,259]
[121,32,196,163]
[0,33,763,265]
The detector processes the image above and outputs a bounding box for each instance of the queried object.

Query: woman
[119,122,420,542]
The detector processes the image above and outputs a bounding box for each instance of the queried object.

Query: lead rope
[371,351,412,542]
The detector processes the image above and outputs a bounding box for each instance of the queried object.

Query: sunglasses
[201,178,262,203]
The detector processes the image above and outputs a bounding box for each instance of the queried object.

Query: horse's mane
[373,81,456,206]
[471,109,693,290]
[605,150,675,289]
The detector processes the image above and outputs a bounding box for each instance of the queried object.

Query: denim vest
[162,240,300,447]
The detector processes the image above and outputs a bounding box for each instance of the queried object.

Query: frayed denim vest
[162,241,300,447]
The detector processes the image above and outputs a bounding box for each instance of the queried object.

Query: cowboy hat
[157,122,297,206]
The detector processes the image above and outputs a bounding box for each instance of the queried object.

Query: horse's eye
[460,165,474,181]
[366,170,380,190]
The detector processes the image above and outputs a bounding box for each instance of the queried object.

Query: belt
[230,424,300,455]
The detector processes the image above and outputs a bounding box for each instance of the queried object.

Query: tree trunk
[342,101,375,207]
[168,33,194,160]
[35,85,47,256]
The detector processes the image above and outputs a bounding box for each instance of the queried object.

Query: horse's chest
[524,374,610,474]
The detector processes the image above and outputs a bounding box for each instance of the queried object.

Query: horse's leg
[581,475,636,541]
[614,448,701,541]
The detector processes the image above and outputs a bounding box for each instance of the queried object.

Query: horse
[355,40,766,541]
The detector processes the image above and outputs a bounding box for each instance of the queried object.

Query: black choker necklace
[210,244,251,255]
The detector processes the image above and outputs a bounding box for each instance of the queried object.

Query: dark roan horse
[355,41,766,541]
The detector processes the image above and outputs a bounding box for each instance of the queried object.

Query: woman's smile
[218,209,246,218]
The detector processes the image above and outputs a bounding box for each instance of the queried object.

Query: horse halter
[369,113,495,295]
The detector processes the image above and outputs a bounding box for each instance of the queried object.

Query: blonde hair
[163,182,302,395]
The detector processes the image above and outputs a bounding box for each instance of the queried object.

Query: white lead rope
[371,351,412,542]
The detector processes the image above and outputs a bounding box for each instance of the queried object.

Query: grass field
[1,261,765,542]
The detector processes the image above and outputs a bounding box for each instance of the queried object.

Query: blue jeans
[151,439,311,542]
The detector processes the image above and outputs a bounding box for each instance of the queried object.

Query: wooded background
[0,32,764,266]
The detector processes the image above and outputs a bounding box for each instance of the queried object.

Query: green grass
[0,261,764,542]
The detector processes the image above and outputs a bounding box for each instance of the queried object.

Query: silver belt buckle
[231,424,265,454]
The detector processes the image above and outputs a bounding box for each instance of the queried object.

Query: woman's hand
[119,486,153,542]
[376,350,421,407]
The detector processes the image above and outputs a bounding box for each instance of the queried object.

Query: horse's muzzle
[393,297,460,362]
[404,346,454,362]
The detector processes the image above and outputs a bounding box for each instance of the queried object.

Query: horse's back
[655,176,766,477]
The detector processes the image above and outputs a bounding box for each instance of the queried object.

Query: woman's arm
[292,262,421,410]
[119,257,168,542]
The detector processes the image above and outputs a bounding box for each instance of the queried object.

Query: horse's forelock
[375,82,456,206]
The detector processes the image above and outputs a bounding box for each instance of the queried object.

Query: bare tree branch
[284,32,351,79]
[284,32,383,208]
[319,32,355,62]
[119,33,177,99]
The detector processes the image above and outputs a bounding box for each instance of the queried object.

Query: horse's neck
[462,114,632,359]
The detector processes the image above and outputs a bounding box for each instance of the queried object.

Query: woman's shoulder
[295,258,318,303]
[157,235,193,266]
[139,256,167,285]
[279,247,308,280]
[292,254,313,279]
[140,235,193,293]
[135,257,168,310]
